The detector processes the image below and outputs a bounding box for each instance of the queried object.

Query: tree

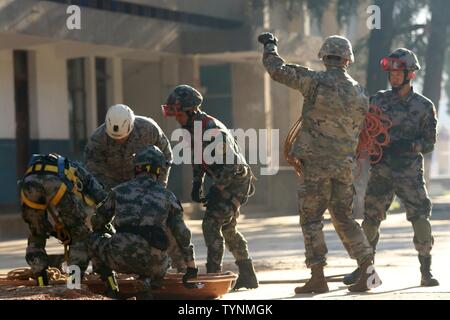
[422,0,450,184]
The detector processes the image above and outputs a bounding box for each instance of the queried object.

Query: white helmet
[105,104,135,140]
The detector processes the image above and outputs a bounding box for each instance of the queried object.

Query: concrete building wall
[0,49,17,205]
[126,0,248,20]
[0,50,15,139]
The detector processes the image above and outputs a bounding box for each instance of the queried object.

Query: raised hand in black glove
[183,267,203,289]
[36,268,49,287]
[191,181,204,203]
[258,32,278,46]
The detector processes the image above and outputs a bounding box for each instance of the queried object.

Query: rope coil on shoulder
[284,117,303,176]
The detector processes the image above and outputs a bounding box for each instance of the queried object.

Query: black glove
[387,139,414,155]
[36,269,49,287]
[191,181,204,203]
[205,186,223,205]
[183,267,202,289]
[258,32,278,46]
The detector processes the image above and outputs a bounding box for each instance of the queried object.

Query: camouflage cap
[389,48,421,71]
[134,145,169,169]
[318,35,354,63]
[166,85,203,111]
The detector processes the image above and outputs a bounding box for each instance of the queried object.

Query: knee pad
[412,217,432,244]
[361,219,380,244]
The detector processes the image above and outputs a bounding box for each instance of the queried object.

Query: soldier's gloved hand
[35,268,49,287]
[182,267,202,289]
[388,139,414,154]
[258,32,278,46]
[191,181,204,203]
[205,186,222,205]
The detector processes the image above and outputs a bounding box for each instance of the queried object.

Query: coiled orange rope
[356,104,392,164]
[284,117,303,176]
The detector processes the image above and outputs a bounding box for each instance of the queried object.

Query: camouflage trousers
[203,197,250,271]
[166,230,187,272]
[363,159,434,256]
[298,159,374,268]
[21,178,91,274]
[89,232,170,283]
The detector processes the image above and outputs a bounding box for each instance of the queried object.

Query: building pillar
[85,56,98,136]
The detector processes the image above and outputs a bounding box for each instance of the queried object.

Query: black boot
[206,262,222,274]
[295,265,329,294]
[348,259,381,292]
[419,255,439,287]
[344,234,378,286]
[343,267,361,285]
[233,259,259,290]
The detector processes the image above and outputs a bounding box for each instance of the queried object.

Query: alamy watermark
[66,5,81,30]
[170,121,280,176]
[66,4,381,31]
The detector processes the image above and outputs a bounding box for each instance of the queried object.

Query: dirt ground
[1,211,450,300]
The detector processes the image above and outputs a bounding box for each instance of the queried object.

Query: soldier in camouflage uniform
[89,145,197,299]
[85,104,186,272]
[344,48,439,287]
[84,104,172,190]
[162,85,258,290]
[19,153,107,286]
[259,33,380,293]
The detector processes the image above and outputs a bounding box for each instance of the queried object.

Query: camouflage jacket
[91,174,195,263]
[21,162,106,273]
[84,116,173,189]
[262,43,368,163]
[371,88,438,167]
[184,111,251,192]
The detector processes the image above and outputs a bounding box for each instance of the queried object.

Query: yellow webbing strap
[24,164,96,207]
[20,190,47,210]
[49,183,68,206]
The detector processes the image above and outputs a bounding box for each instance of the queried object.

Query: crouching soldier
[162,85,258,290]
[89,146,198,299]
[19,153,107,286]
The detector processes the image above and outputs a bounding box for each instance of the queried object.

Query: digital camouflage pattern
[363,88,438,256]
[262,35,374,268]
[21,162,107,274]
[389,48,421,71]
[298,159,374,267]
[166,85,203,111]
[263,43,368,163]
[84,116,172,189]
[184,111,254,271]
[318,35,355,63]
[89,174,195,281]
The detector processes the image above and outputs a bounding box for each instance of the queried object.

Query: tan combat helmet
[318,35,355,63]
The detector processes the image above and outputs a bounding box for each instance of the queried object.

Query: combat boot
[206,262,222,274]
[233,259,259,290]
[343,256,375,285]
[419,255,439,287]
[344,235,378,285]
[343,267,361,285]
[294,265,329,294]
[348,259,381,292]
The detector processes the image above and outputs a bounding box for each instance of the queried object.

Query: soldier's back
[294,68,368,161]
[113,177,176,229]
